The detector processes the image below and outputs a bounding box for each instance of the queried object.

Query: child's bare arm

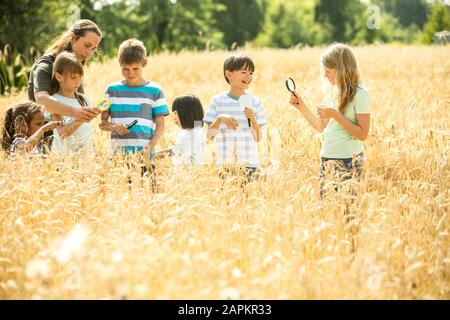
[52,114,82,139]
[147,115,165,151]
[244,107,261,142]
[35,91,97,122]
[206,115,238,140]
[251,123,261,142]
[290,92,328,132]
[154,148,174,159]
[15,121,62,152]
[206,118,221,140]
[99,111,129,136]
[331,112,370,141]
[99,111,114,131]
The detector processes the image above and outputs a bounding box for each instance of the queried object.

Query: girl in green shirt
[289,43,371,203]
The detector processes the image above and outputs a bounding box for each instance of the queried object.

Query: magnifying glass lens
[97,99,111,112]
[285,78,296,92]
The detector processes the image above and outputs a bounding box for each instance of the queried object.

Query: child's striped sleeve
[152,89,170,118]
[203,97,218,125]
[254,97,267,126]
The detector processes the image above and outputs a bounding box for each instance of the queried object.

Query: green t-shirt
[321,86,371,159]
[27,52,84,102]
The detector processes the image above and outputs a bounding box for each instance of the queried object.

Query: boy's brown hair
[223,53,255,84]
[118,38,147,65]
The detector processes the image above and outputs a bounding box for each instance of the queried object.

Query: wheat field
[0,45,449,299]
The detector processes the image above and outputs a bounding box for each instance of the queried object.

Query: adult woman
[27,19,102,122]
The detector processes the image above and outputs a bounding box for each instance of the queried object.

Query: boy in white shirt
[203,54,267,182]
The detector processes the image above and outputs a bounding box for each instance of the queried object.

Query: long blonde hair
[321,43,360,113]
[45,20,102,58]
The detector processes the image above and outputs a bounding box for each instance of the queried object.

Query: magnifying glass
[238,94,253,127]
[285,77,296,93]
[96,98,111,112]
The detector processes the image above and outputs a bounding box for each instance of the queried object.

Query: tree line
[1,0,449,58]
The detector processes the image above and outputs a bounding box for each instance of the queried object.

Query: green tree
[0,0,74,54]
[163,0,224,52]
[136,0,171,53]
[255,0,324,48]
[213,0,264,48]
[372,0,428,28]
[422,2,450,44]
[91,1,142,56]
[314,0,364,43]
[352,6,421,45]
[136,0,224,53]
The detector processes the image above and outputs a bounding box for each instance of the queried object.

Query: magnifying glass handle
[248,118,251,127]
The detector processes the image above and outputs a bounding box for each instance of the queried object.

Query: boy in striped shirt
[203,54,267,181]
[99,38,169,161]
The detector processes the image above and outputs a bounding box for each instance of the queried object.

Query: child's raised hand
[163,148,174,157]
[73,108,98,122]
[86,107,101,116]
[317,106,337,120]
[113,124,129,136]
[289,91,305,109]
[42,121,63,132]
[218,114,239,130]
[244,107,256,121]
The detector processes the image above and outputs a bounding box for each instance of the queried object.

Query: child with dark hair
[156,94,205,166]
[1,102,61,156]
[203,53,267,181]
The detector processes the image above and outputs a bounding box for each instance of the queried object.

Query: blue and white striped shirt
[105,80,169,156]
[203,92,267,168]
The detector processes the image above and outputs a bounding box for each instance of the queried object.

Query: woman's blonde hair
[321,43,360,113]
[45,19,102,58]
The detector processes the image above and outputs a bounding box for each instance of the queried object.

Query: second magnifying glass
[285,77,296,93]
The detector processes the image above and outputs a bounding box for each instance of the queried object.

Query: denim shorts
[219,166,259,187]
[319,152,365,198]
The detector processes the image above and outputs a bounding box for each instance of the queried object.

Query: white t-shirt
[171,127,205,166]
[50,93,94,154]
